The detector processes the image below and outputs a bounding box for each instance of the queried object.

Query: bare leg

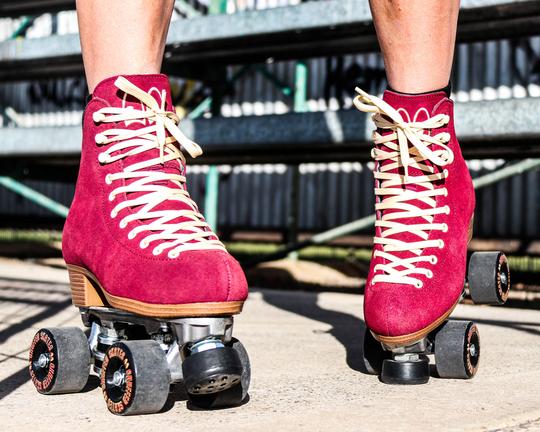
[76,0,174,92]
[369,0,460,93]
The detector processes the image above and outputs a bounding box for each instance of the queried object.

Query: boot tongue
[382,90,446,116]
[377,90,448,266]
[381,89,448,179]
[93,74,174,110]
[93,74,208,242]
[92,73,180,179]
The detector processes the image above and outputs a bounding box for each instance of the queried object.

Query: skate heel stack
[363,251,510,385]
[68,265,105,308]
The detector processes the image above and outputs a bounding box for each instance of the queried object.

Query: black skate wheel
[434,320,480,379]
[468,251,510,305]
[101,340,170,415]
[380,356,430,385]
[362,329,390,375]
[28,327,90,394]
[186,338,250,409]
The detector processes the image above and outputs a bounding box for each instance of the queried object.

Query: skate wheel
[434,320,480,379]
[28,327,90,394]
[101,340,169,415]
[186,338,250,409]
[380,356,430,385]
[362,329,390,375]
[468,251,510,305]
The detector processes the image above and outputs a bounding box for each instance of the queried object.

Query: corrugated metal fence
[2,161,537,239]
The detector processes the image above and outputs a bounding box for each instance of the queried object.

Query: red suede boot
[63,74,248,318]
[354,88,475,347]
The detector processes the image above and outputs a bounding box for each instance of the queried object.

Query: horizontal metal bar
[244,158,540,266]
[1,0,540,81]
[1,97,540,164]
[0,126,82,157]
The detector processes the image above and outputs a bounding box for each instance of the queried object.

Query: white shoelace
[354,88,455,288]
[93,77,226,258]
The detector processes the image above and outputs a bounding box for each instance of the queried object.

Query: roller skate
[354,88,510,384]
[28,74,250,414]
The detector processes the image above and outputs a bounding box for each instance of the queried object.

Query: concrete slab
[1,257,540,432]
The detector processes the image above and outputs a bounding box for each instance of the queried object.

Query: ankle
[387,82,451,98]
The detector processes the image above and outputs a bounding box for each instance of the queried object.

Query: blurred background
[0,0,538,298]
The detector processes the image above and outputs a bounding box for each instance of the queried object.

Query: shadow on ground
[2,264,540,405]
[0,275,72,400]
[257,286,369,373]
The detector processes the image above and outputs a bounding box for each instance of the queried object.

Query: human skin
[76,0,174,93]
[369,0,460,93]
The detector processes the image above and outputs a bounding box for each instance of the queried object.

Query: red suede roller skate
[355,88,510,384]
[28,75,251,414]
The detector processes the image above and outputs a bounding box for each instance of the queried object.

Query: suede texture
[63,74,248,305]
[363,90,475,337]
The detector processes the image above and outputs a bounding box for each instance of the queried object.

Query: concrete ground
[1,257,540,432]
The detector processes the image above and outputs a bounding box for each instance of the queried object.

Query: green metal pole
[209,0,228,14]
[175,0,203,18]
[9,16,34,39]
[254,65,293,97]
[294,61,308,112]
[204,167,220,231]
[0,176,69,218]
[203,0,228,231]
[472,158,540,189]
[287,61,309,260]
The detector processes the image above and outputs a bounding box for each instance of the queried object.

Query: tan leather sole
[67,264,244,318]
[371,216,475,348]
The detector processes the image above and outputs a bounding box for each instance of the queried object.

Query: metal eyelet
[438,239,445,249]
[119,220,127,229]
[168,250,179,259]
[139,239,149,248]
[429,255,438,265]
[98,153,108,164]
[128,231,136,240]
[442,223,449,233]
[426,270,433,279]
[152,247,162,256]
[110,210,117,218]
[105,174,112,185]
[415,281,423,289]
[445,205,451,215]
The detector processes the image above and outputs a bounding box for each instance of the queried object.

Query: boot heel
[468,216,474,243]
[68,266,105,307]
